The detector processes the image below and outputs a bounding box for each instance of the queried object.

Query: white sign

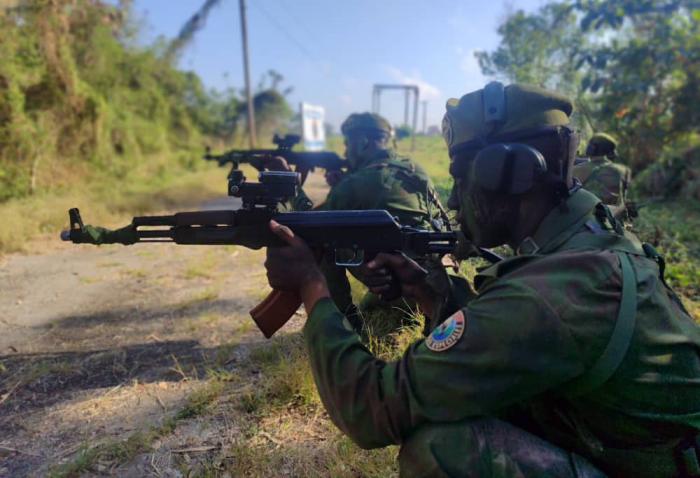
[300,102,326,151]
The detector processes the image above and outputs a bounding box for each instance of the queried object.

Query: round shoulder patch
[425,310,466,352]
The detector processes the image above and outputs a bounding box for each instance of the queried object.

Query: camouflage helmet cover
[586,132,617,157]
[341,112,393,137]
[441,83,574,151]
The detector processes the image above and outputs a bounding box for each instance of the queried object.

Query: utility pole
[421,100,428,134]
[239,0,256,148]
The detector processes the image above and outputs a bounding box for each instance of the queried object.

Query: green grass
[221,329,399,477]
[631,200,700,316]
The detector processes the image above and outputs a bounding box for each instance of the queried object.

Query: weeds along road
[0,173,370,477]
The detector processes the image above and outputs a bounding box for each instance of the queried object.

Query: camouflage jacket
[574,156,632,209]
[303,189,699,477]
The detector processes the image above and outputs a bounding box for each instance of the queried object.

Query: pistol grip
[250,289,302,338]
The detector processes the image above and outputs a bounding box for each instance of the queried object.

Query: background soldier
[264,83,700,477]
[575,132,633,217]
[268,112,459,334]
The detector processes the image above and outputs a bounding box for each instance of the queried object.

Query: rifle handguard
[250,289,302,338]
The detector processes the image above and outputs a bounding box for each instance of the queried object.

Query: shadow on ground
[38,297,254,331]
[0,337,252,432]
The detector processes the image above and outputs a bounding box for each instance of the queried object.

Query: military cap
[586,132,617,157]
[442,82,573,152]
[341,112,393,136]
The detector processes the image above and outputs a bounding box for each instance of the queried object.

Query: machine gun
[204,134,346,184]
[62,170,502,338]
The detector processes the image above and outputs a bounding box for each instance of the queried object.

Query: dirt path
[0,176,330,476]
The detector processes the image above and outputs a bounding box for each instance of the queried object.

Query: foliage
[239,70,294,143]
[475,3,584,99]
[476,0,700,173]
[394,124,413,140]
[0,1,292,202]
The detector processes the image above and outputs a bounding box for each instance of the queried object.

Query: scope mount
[228,170,300,210]
[272,134,301,151]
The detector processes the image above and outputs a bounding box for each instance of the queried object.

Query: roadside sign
[300,102,326,151]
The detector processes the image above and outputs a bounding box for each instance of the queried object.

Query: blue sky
[130,0,545,129]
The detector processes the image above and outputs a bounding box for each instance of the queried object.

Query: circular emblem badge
[425,310,466,352]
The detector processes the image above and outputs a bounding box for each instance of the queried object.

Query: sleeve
[303,281,586,449]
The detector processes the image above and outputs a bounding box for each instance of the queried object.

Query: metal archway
[371,84,420,151]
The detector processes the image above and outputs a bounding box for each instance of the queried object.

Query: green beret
[586,132,617,157]
[341,112,393,136]
[442,82,574,150]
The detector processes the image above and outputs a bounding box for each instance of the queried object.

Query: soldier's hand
[265,220,329,309]
[361,252,429,300]
[262,155,292,172]
[324,170,345,187]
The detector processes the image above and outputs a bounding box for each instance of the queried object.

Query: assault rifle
[61,170,500,338]
[204,134,345,184]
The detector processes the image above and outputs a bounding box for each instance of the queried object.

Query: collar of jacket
[357,149,394,170]
[517,188,601,256]
[589,155,611,164]
[473,189,601,291]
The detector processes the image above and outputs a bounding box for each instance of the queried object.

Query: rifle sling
[562,251,637,398]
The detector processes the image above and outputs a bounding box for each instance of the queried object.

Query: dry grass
[0,165,225,255]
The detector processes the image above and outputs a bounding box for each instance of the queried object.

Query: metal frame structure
[371,84,420,150]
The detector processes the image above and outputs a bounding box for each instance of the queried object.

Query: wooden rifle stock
[249,289,302,338]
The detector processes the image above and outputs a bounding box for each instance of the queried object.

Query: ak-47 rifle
[61,170,501,338]
[205,134,345,184]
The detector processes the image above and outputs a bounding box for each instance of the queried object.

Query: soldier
[264,83,700,477]
[268,112,457,334]
[575,132,633,217]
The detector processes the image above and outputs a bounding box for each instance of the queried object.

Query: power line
[249,0,315,61]
[273,0,322,46]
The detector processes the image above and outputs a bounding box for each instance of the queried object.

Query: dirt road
[0,177,331,476]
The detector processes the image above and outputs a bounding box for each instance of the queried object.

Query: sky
[129,0,546,130]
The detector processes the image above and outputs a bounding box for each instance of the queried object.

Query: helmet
[442,82,573,151]
[586,133,617,158]
[341,112,393,137]
[443,82,577,195]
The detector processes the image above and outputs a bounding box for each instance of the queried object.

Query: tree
[238,69,293,143]
[475,3,584,98]
[476,0,700,171]
[574,0,700,169]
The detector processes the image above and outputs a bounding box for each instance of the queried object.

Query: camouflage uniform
[575,133,632,215]
[295,113,456,333]
[301,87,700,477]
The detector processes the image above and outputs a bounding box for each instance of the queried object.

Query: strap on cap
[483,81,506,124]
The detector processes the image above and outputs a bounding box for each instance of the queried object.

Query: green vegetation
[0,1,294,254]
[0,1,224,201]
[224,329,405,477]
[477,0,700,196]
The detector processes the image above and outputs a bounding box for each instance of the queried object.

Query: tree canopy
[476,0,700,173]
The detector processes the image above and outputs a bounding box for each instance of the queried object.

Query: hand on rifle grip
[261,155,292,172]
[360,252,428,302]
[259,221,329,337]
